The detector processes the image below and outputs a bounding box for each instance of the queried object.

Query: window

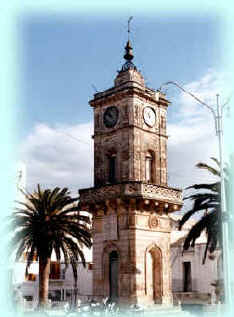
[24,296,33,301]
[183,262,192,292]
[88,263,93,270]
[108,154,116,183]
[25,273,36,282]
[49,262,60,280]
[61,268,66,280]
[49,290,61,302]
[66,289,72,298]
[145,152,153,183]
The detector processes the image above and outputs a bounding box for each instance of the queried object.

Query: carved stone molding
[79,182,182,207]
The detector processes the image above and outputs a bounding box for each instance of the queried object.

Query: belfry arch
[106,148,118,184]
[145,150,156,183]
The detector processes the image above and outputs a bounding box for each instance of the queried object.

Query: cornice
[89,85,169,108]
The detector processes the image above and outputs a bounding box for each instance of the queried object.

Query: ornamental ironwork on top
[121,40,137,72]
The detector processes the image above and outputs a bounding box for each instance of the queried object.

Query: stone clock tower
[79,40,183,306]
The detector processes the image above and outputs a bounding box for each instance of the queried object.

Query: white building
[13,256,93,309]
[170,215,220,304]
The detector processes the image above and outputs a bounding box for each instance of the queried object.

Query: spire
[115,17,144,87]
[121,17,137,72]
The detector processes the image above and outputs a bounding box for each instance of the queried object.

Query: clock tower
[79,39,183,306]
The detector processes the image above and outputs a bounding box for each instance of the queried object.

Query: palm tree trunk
[38,256,51,309]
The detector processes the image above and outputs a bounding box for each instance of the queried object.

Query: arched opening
[109,251,119,301]
[145,151,155,183]
[145,245,162,303]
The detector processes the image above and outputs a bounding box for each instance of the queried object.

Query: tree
[10,185,92,309]
[179,157,223,264]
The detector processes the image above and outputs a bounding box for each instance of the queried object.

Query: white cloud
[20,122,94,196]
[177,69,231,121]
[167,69,229,213]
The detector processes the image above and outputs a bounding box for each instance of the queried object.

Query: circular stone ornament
[149,215,159,228]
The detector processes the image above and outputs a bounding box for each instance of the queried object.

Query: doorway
[109,251,119,301]
[183,261,192,292]
[146,245,162,303]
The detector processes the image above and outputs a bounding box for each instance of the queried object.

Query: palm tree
[179,157,223,264]
[10,185,92,309]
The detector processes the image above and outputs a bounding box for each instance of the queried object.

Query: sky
[15,8,233,212]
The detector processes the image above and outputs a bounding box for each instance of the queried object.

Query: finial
[125,16,134,61]
[124,40,134,61]
[121,16,136,71]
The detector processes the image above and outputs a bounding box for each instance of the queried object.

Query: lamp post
[159,81,232,308]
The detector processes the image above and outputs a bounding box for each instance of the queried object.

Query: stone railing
[79,182,182,206]
[142,183,182,202]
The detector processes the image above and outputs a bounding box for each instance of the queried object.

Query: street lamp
[159,81,232,309]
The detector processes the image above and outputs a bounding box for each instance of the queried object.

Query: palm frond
[182,212,218,263]
[181,157,224,264]
[196,162,220,177]
[186,182,220,192]
[210,157,220,167]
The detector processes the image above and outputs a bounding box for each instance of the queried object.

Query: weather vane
[128,16,133,40]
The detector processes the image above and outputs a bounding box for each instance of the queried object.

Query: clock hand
[107,113,113,120]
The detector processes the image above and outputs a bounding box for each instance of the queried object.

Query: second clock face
[143,106,156,127]
[103,106,119,128]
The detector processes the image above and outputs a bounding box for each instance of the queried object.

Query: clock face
[103,106,119,128]
[143,106,156,127]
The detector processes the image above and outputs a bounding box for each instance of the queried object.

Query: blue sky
[15,9,232,207]
[18,13,221,137]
